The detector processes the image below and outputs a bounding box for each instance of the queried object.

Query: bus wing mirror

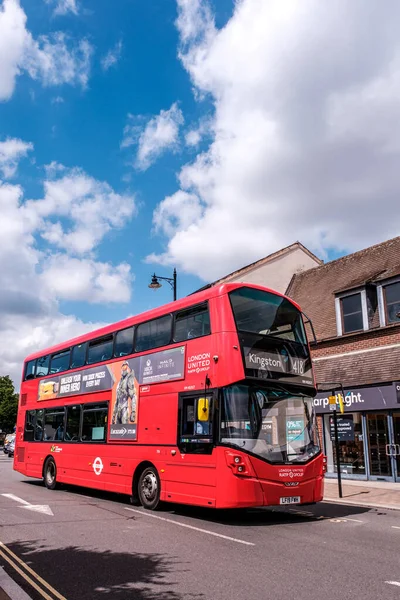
[197,398,209,422]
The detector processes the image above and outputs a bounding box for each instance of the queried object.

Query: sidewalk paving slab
[323,479,400,511]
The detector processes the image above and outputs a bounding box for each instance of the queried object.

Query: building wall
[222,247,320,294]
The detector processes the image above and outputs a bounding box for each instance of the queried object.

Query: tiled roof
[287,236,400,341]
[313,345,400,387]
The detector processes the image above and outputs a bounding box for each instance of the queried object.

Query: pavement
[323,478,400,510]
[2,453,400,600]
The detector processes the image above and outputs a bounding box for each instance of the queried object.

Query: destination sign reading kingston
[239,332,314,388]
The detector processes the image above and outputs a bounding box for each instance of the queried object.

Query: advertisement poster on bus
[37,346,185,441]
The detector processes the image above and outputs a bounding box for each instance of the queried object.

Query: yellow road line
[0,541,67,600]
[0,548,54,600]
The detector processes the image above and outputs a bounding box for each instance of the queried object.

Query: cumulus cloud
[26,165,136,254]
[0,0,92,102]
[40,256,133,303]
[185,116,213,147]
[148,0,400,281]
[122,103,184,171]
[101,40,122,71]
[0,137,33,178]
[0,163,136,385]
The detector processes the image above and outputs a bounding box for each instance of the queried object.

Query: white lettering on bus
[248,353,282,369]
[187,353,211,374]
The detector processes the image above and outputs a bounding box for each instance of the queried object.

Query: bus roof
[23,282,302,362]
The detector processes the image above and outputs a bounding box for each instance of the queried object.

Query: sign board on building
[329,415,354,442]
[313,384,398,414]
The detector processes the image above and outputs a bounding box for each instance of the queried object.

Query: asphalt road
[1,453,400,600]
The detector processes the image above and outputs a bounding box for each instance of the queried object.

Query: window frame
[86,335,114,365]
[49,349,71,375]
[335,288,368,336]
[173,302,211,343]
[80,402,109,443]
[134,314,173,353]
[24,359,37,381]
[114,326,135,358]
[382,279,400,326]
[43,407,66,441]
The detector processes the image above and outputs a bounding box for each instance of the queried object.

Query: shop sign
[329,415,354,442]
[313,384,398,413]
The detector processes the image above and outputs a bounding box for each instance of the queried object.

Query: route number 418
[291,359,305,375]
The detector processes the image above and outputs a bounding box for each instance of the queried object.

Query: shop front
[314,382,400,482]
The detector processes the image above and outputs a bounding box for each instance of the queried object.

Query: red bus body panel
[14,283,324,509]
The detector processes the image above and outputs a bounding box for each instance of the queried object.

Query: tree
[0,376,18,433]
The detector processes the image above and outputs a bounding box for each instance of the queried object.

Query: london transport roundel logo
[93,457,103,476]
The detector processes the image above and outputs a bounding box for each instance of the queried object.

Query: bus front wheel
[138,466,160,510]
[43,457,57,490]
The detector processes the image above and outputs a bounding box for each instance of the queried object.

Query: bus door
[165,392,217,506]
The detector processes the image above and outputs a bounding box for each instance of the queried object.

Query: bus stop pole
[332,407,343,499]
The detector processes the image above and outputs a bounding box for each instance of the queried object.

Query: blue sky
[1,0,399,384]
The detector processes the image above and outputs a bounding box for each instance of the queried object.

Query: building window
[340,293,364,333]
[384,282,400,324]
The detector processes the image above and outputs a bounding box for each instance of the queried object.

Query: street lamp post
[148,268,177,301]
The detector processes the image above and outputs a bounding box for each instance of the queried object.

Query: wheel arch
[131,460,159,504]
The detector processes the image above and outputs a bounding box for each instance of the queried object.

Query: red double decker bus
[14,283,324,510]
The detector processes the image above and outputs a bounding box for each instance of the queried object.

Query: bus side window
[65,405,81,441]
[135,315,172,352]
[24,360,37,381]
[174,304,211,343]
[34,409,44,441]
[24,410,36,441]
[71,343,87,369]
[114,327,134,357]
[50,350,71,374]
[87,336,113,365]
[36,356,50,378]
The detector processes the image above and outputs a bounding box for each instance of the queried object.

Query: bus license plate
[280,496,300,505]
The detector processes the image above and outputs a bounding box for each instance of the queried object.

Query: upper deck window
[229,287,307,344]
[71,343,87,369]
[114,327,134,357]
[87,336,113,365]
[135,315,172,352]
[36,355,50,378]
[50,350,70,374]
[173,304,211,342]
[24,360,36,380]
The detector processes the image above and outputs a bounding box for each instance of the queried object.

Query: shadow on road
[7,540,202,600]
[21,477,374,527]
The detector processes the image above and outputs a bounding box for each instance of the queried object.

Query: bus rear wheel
[43,457,57,490]
[138,466,160,510]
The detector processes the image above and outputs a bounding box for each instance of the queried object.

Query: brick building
[288,236,400,482]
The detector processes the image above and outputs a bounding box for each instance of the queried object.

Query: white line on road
[343,518,364,523]
[125,507,255,546]
[385,581,400,587]
[1,493,54,516]
[391,526,400,530]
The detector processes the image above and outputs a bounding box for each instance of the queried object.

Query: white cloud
[45,0,79,16]
[0,137,33,178]
[26,165,136,254]
[122,103,184,171]
[185,116,213,147]
[51,95,64,103]
[0,164,136,386]
[40,256,133,303]
[148,0,400,280]
[0,0,92,102]
[101,40,122,71]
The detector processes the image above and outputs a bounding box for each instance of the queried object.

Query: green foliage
[0,376,18,433]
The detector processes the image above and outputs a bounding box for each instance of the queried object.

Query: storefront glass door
[366,413,392,479]
[392,413,400,482]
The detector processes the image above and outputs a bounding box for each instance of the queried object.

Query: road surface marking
[1,494,53,516]
[386,581,400,587]
[0,542,66,600]
[343,518,364,523]
[391,526,400,530]
[124,508,255,546]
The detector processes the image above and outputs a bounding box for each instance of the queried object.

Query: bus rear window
[24,360,36,380]
[229,287,306,344]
